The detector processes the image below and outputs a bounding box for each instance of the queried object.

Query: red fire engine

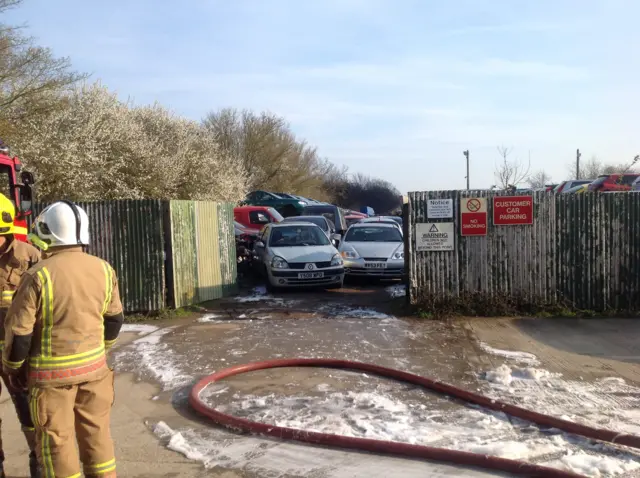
[0,139,35,243]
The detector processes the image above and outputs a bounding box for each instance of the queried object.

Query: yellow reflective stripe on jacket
[0,339,4,351]
[12,226,28,235]
[2,356,24,370]
[101,261,113,315]
[1,289,14,307]
[36,268,53,358]
[85,458,116,475]
[104,338,117,350]
[29,345,105,368]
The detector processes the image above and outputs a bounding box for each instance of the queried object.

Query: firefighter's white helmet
[30,201,89,249]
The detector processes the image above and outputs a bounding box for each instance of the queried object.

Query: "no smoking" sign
[460,197,487,236]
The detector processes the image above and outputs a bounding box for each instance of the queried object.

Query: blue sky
[5,0,640,193]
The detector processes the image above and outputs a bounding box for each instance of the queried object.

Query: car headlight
[392,249,404,260]
[341,249,359,259]
[271,256,289,269]
[298,200,307,206]
[331,253,343,266]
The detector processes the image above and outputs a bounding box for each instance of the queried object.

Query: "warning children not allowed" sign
[415,222,454,251]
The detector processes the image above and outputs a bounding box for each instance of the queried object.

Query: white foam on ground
[114,326,192,391]
[154,365,640,477]
[478,342,540,365]
[233,285,298,305]
[386,284,407,298]
[120,324,159,335]
[483,364,556,386]
[319,304,394,320]
[197,314,224,323]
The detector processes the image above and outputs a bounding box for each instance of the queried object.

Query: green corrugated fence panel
[408,191,640,310]
[217,202,238,296]
[33,200,166,313]
[169,201,198,308]
[194,201,224,302]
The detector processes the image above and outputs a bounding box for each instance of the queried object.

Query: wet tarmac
[111,284,640,478]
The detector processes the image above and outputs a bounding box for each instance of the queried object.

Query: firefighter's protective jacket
[0,238,41,352]
[2,246,124,388]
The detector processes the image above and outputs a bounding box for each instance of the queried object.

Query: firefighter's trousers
[29,369,117,478]
[0,371,38,464]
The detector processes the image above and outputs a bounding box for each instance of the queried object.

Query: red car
[587,173,640,192]
[234,206,283,230]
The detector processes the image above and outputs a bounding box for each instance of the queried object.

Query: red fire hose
[189,358,640,478]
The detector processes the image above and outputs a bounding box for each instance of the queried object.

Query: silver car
[280,215,341,246]
[338,223,404,278]
[254,222,344,291]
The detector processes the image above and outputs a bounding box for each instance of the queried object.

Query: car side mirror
[331,233,341,242]
[20,171,35,185]
[16,184,33,216]
[255,240,265,248]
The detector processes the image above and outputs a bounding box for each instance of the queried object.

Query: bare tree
[0,0,85,123]
[203,108,340,200]
[494,145,531,189]
[527,170,552,189]
[568,155,639,180]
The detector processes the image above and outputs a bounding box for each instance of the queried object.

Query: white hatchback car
[338,223,404,279]
[254,222,344,291]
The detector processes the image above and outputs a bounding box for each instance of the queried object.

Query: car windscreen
[589,176,608,188]
[268,208,284,222]
[345,226,403,242]
[283,216,328,231]
[302,206,337,225]
[269,225,330,247]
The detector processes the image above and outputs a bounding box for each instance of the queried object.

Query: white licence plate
[365,262,387,269]
[298,272,325,279]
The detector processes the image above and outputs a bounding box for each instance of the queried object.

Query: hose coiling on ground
[189,358,640,478]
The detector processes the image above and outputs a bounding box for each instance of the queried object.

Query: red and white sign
[460,197,487,236]
[493,196,533,225]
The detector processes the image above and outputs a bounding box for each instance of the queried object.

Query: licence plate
[298,272,324,279]
[365,262,387,269]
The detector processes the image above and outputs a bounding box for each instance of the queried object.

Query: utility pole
[576,149,581,179]
[463,150,470,190]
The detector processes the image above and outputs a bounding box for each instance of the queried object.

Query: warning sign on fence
[493,196,533,225]
[415,222,454,251]
[460,197,487,236]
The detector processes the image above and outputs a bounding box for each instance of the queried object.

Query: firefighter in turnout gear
[2,200,124,478]
[0,193,41,478]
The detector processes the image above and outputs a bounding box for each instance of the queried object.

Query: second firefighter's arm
[103,264,124,351]
[2,273,40,374]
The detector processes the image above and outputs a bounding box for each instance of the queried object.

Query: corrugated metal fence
[168,201,237,308]
[408,190,640,311]
[34,200,237,312]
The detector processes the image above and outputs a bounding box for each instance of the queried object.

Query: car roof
[283,215,326,221]
[349,222,397,228]
[271,221,321,228]
[234,205,274,212]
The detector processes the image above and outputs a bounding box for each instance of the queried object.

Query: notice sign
[427,199,453,219]
[493,196,534,225]
[460,198,487,236]
[415,222,454,251]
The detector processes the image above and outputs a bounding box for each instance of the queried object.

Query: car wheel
[265,280,279,293]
